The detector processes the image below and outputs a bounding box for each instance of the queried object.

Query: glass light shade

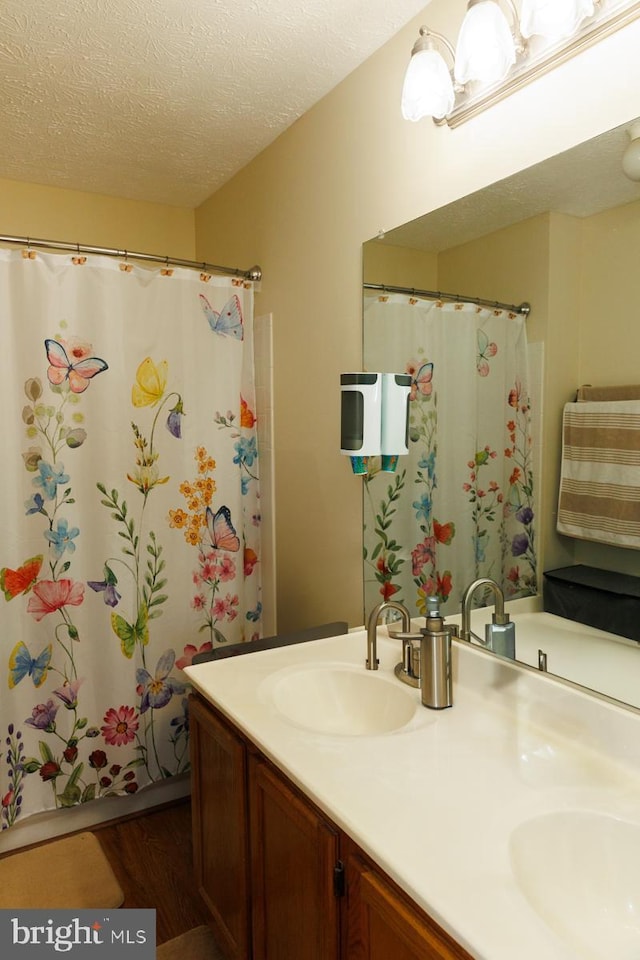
[401,46,455,121]
[520,0,595,40]
[454,1,517,86]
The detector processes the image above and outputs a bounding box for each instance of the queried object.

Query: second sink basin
[266,663,418,736]
[509,810,640,958]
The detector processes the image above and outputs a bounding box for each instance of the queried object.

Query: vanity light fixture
[454,1,523,87]
[401,28,456,121]
[520,0,596,40]
[402,0,640,127]
[622,119,640,181]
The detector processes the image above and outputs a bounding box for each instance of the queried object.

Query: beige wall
[579,197,640,384]
[195,1,640,632]
[0,177,195,257]
[363,242,438,289]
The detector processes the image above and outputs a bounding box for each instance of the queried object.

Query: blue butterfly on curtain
[200,294,244,341]
[8,641,52,688]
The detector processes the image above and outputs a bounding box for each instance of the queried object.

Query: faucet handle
[392,632,421,687]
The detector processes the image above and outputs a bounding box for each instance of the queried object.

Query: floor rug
[157,925,225,960]
[0,831,124,909]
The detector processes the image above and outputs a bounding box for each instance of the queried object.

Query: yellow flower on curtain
[132,357,168,407]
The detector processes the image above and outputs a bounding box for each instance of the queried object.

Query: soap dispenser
[380,373,411,472]
[420,596,453,709]
[340,373,382,474]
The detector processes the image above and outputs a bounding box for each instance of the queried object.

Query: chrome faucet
[366,600,411,670]
[460,577,516,660]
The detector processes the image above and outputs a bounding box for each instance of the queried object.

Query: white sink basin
[266,663,418,736]
[509,810,640,958]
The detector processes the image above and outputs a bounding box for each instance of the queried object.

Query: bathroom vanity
[189,692,471,960]
[185,626,640,960]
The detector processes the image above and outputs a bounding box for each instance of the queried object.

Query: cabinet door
[249,757,341,960]
[189,695,251,960]
[344,851,474,960]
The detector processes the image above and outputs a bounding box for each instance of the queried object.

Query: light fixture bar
[444,0,640,127]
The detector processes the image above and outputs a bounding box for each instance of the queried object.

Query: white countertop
[185,625,640,960]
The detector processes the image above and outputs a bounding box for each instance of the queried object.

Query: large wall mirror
[362,116,640,709]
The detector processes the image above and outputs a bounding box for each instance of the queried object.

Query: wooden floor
[94,798,212,946]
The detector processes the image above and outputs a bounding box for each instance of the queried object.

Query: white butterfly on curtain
[199,294,244,340]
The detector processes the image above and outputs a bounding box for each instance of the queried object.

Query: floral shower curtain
[363,294,536,619]
[0,249,261,830]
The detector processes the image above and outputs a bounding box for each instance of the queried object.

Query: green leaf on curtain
[143,533,168,619]
[81,784,96,803]
[67,762,84,788]
[38,740,54,764]
[148,596,168,619]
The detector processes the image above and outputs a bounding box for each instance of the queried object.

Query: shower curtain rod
[0,233,262,282]
[364,282,530,318]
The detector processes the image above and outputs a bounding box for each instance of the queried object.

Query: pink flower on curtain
[175,641,213,671]
[411,538,435,577]
[169,448,244,643]
[101,705,139,746]
[27,579,85,621]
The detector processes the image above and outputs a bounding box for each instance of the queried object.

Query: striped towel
[557,400,640,547]
[576,384,640,402]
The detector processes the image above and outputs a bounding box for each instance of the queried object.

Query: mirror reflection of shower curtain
[0,249,262,832]
[363,293,537,618]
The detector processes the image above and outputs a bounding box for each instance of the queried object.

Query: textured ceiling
[0,0,429,208]
[375,119,640,253]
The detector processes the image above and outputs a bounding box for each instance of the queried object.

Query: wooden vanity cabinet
[189,694,252,960]
[249,756,340,959]
[343,844,474,960]
[189,693,474,960]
